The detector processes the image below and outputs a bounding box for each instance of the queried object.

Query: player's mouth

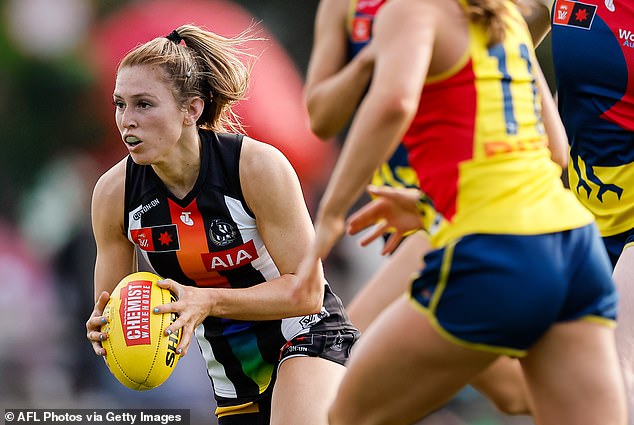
[125,136,143,147]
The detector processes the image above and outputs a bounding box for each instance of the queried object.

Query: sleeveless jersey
[550,0,634,237]
[402,0,594,248]
[347,0,419,191]
[124,130,355,405]
[348,0,445,233]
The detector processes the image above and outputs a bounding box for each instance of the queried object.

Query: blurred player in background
[303,0,575,416]
[521,0,634,420]
[85,24,358,425]
[298,0,626,423]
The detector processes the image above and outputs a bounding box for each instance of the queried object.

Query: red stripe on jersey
[402,61,477,221]
[168,199,231,288]
[600,4,634,131]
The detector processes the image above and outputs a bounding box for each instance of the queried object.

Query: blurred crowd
[0,0,539,424]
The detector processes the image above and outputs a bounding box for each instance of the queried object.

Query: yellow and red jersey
[403,0,593,247]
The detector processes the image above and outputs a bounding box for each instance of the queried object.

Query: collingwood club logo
[209,219,237,246]
[330,331,344,352]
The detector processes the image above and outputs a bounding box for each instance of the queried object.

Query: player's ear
[184,97,204,126]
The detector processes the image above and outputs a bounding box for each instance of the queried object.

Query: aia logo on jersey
[130,224,180,252]
[201,239,259,271]
[209,218,237,246]
[553,0,597,29]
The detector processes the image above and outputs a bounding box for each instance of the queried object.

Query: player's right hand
[86,291,110,356]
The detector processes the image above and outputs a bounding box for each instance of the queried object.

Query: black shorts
[279,329,358,366]
[216,329,359,425]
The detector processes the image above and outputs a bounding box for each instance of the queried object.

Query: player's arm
[311,0,437,258]
[86,159,136,355]
[205,137,326,319]
[155,138,326,355]
[235,138,326,316]
[304,0,375,139]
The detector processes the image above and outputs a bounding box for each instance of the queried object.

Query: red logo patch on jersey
[553,0,596,29]
[201,239,259,271]
[351,16,372,43]
[131,224,180,252]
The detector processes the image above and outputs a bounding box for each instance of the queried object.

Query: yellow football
[101,272,181,391]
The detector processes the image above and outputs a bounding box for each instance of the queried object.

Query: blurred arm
[304,0,375,139]
[312,0,438,259]
[91,159,136,300]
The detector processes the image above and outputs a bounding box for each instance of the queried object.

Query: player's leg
[347,231,428,332]
[469,355,532,415]
[349,230,531,416]
[329,296,499,425]
[270,329,356,425]
[270,356,346,425]
[520,320,626,425]
[614,241,634,424]
[520,224,626,424]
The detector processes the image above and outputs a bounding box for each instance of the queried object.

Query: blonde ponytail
[118,23,263,133]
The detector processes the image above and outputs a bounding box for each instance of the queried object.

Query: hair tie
[166,30,182,44]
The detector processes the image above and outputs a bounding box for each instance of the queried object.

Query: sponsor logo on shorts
[329,331,344,352]
[298,308,330,329]
[280,335,315,359]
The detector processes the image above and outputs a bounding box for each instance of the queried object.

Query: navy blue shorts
[410,224,617,357]
[602,228,634,268]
